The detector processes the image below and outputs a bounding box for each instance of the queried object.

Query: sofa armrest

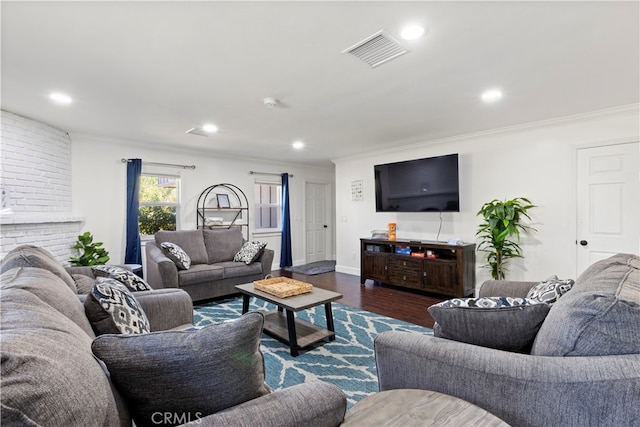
[193,381,346,427]
[374,331,640,427]
[135,289,194,331]
[145,241,179,289]
[257,248,274,277]
[65,266,96,279]
[478,280,538,298]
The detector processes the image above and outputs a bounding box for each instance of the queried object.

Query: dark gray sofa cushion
[532,253,640,356]
[178,264,225,286]
[155,230,208,265]
[2,267,95,337]
[1,244,77,293]
[1,270,124,426]
[92,312,270,427]
[203,228,244,263]
[220,261,263,279]
[428,297,551,352]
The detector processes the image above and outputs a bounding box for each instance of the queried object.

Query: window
[254,182,281,232]
[139,174,180,236]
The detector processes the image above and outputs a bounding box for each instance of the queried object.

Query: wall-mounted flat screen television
[374,153,460,212]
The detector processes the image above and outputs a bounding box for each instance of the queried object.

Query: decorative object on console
[69,231,110,266]
[371,230,388,239]
[387,222,397,241]
[476,197,536,279]
[428,296,551,352]
[160,241,192,270]
[92,265,152,291]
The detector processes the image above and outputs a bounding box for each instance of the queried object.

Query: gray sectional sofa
[1,245,347,426]
[374,253,640,427]
[146,228,274,302]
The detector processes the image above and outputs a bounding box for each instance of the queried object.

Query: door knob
[323,225,328,228]
[579,240,588,246]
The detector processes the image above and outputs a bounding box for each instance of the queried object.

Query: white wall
[71,135,334,271]
[334,105,639,289]
[1,110,82,261]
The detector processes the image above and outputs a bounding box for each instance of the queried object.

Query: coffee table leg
[285,310,299,357]
[241,295,250,314]
[325,303,336,341]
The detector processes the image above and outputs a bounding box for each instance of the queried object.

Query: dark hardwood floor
[272,269,445,329]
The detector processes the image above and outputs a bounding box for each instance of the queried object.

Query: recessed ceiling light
[400,25,425,40]
[292,140,305,150]
[202,124,218,133]
[481,89,503,102]
[49,92,72,105]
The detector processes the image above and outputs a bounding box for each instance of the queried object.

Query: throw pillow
[84,278,151,335]
[160,242,191,270]
[92,265,152,291]
[526,276,574,304]
[233,241,267,264]
[91,312,270,427]
[428,296,551,352]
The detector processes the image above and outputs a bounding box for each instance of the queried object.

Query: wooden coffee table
[235,283,343,357]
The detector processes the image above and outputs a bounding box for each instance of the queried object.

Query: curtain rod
[121,159,196,169]
[249,171,293,177]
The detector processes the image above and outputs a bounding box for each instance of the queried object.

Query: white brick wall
[1,110,72,214]
[1,110,81,263]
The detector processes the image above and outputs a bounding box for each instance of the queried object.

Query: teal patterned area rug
[193,297,433,408]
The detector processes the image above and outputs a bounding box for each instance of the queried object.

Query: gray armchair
[374,254,640,427]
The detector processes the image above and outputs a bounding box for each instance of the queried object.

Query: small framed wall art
[216,193,230,208]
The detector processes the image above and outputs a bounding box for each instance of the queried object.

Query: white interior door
[576,142,640,275]
[305,182,328,263]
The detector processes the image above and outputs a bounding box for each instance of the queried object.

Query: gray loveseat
[146,229,274,302]
[374,253,640,427]
[1,245,347,426]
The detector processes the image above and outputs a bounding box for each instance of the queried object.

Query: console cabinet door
[362,252,388,282]
[424,259,458,295]
[388,257,424,290]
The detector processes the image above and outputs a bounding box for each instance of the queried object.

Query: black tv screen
[374,154,460,212]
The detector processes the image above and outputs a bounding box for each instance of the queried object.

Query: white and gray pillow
[92,265,152,291]
[84,278,150,335]
[233,241,267,264]
[161,242,191,270]
[526,276,574,304]
[428,296,551,352]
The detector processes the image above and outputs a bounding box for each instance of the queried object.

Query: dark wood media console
[360,238,476,298]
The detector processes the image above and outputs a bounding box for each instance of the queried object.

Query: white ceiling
[2,1,639,167]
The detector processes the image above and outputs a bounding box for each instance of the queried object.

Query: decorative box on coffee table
[235,282,342,357]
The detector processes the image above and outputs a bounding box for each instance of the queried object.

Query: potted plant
[70,231,110,266]
[476,197,536,280]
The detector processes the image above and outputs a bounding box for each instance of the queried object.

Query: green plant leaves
[69,231,110,266]
[476,197,536,280]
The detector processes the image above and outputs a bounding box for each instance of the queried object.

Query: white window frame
[253,180,281,234]
[139,172,181,239]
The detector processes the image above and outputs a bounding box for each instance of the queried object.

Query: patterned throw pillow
[233,241,267,265]
[428,296,551,352]
[526,276,574,304]
[92,265,152,291]
[160,242,191,270]
[84,278,150,335]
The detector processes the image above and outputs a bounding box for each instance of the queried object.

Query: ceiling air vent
[185,127,209,137]
[342,30,408,68]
